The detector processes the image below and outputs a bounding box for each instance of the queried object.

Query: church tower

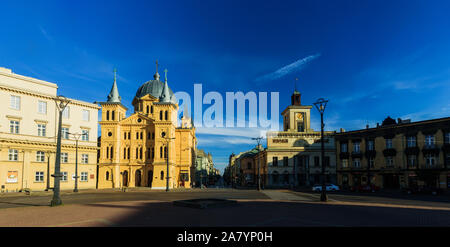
[281,79,312,132]
[98,69,128,188]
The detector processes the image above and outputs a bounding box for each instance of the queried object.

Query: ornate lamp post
[252,137,264,191]
[161,132,175,192]
[51,95,71,206]
[313,98,328,202]
[68,132,87,192]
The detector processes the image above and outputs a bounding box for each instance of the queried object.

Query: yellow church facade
[97,67,196,190]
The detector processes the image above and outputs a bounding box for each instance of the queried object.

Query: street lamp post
[252,137,264,191]
[161,132,175,192]
[314,98,328,202]
[51,96,70,207]
[68,132,87,192]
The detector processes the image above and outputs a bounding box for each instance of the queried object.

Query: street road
[0,188,449,226]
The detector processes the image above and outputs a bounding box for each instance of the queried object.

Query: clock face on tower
[296,113,304,121]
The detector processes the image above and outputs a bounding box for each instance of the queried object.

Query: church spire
[153,59,161,81]
[160,68,171,103]
[107,68,121,103]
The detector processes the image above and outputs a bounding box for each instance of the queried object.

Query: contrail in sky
[255,53,321,82]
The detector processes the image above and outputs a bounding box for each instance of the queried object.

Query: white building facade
[0,67,99,192]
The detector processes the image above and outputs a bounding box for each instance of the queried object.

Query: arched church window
[140,132,143,139]
[106,111,110,120]
[124,148,126,159]
[165,111,168,120]
[106,147,109,158]
[112,111,115,120]
[110,146,113,159]
[136,147,139,159]
[160,146,163,158]
[164,146,167,158]
[160,171,164,180]
[160,111,163,120]
[106,171,109,180]
[146,105,149,114]
[151,106,154,113]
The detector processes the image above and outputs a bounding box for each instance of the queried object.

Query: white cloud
[255,53,321,82]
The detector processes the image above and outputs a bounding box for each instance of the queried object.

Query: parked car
[403,186,443,195]
[350,184,380,193]
[312,184,340,192]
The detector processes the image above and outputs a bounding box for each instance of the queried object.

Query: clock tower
[281,89,312,132]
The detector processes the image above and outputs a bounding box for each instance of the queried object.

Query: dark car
[350,184,380,192]
[403,186,443,195]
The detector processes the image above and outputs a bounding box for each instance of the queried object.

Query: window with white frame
[10,120,19,134]
[425,135,435,148]
[353,141,361,153]
[81,129,89,141]
[386,156,394,167]
[9,149,18,161]
[35,172,44,182]
[37,124,46,137]
[407,136,416,147]
[342,159,348,168]
[61,153,68,163]
[367,140,374,151]
[425,154,436,167]
[82,110,90,121]
[81,172,88,182]
[62,106,70,118]
[385,138,393,149]
[81,154,88,164]
[38,101,47,114]
[353,158,361,168]
[10,95,20,110]
[369,157,374,168]
[341,143,348,152]
[36,151,45,162]
[62,127,69,139]
[407,155,417,167]
[61,172,68,181]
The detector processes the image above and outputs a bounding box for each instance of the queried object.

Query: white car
[312,184,340,192]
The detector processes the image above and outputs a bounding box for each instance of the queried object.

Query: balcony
[351,151,363,159]
[365,150,376,158]
[383,148,397,157]
[418,163,445,170]
[422,145,440,155]
[404,146,420,155]
[339,152,349,159]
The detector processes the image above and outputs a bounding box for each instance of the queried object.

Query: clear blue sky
[1,0,450,173]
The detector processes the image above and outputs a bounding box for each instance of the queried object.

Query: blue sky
[1,0,450,173]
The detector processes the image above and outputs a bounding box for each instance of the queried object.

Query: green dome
[135,79,177,104]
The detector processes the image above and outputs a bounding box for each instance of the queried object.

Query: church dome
[135,79,177,104]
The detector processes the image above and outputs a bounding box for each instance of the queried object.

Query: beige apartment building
[0,67,99,192]
[335,116,450,191]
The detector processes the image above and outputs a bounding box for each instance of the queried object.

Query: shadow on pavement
[83,200,450,227]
